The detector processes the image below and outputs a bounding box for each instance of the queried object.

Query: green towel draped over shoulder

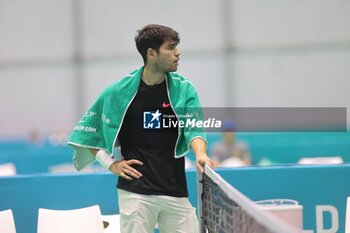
[68,67,207,171]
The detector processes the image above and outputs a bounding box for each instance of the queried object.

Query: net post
[196,167,203,233]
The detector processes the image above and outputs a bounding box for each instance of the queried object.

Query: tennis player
[68,24,213,233]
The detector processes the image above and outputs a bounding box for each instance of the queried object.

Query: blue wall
[1,165,350,233]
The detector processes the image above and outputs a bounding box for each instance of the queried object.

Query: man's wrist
[95,150,116,170]
[195,153,207,158]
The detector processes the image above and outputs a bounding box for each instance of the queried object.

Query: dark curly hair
[135,24,180,64]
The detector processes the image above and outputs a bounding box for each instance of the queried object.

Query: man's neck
[142,65,166,85]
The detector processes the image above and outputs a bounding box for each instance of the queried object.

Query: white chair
[0,209,16,233]
[37,205,104,233]
[49,163,105,174]
[346,197,350,233]
[0,163,17,176]
[298,156,343,165]
[219,157,247,167]
[101,214,120,233]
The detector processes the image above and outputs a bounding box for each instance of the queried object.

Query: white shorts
[118,189,199,233]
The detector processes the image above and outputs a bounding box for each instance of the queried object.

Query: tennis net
[197,165,299,233]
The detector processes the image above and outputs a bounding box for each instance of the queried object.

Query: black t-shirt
[117,79,188,197]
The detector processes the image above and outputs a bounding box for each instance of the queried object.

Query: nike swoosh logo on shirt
[162,103,171,108]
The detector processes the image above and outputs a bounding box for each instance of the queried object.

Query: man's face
[153,40,180,72]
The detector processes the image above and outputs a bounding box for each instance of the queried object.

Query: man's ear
[147,48,157,61]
